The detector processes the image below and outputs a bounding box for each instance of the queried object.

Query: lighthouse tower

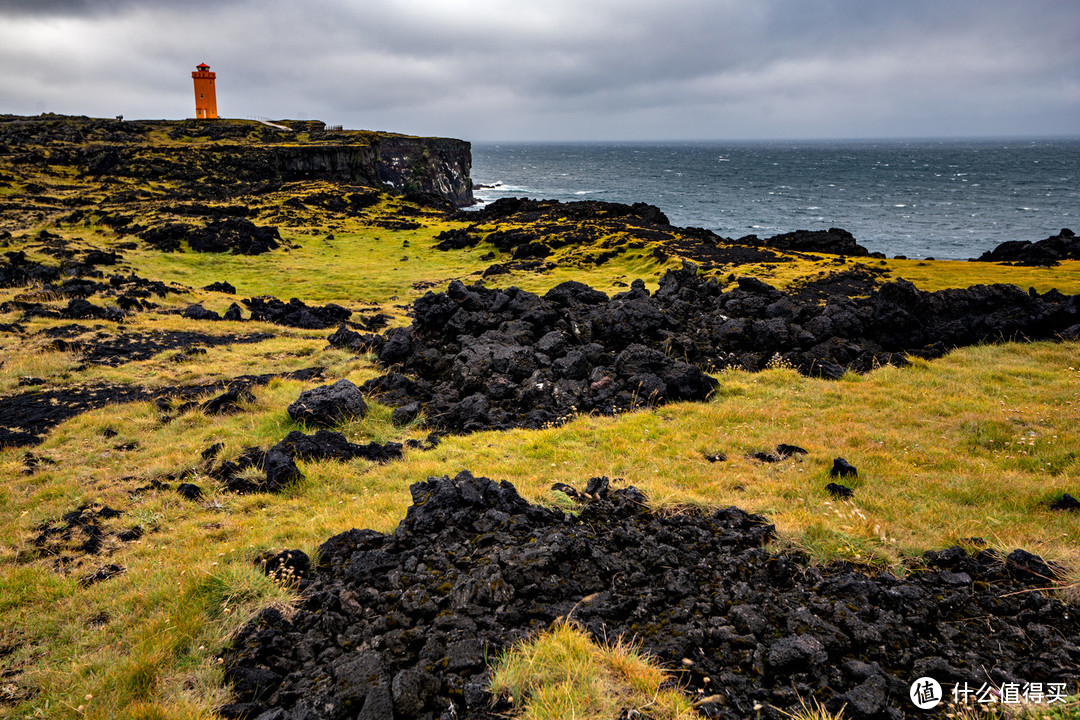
[192,63,218,119]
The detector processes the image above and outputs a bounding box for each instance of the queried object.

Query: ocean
[469,139,1079,260]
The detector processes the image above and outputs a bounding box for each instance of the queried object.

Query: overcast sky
[1,0,1077,141]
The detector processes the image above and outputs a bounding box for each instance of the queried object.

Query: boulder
[183,303,220,321]
[287,379,367,426]
[831,457,858,478]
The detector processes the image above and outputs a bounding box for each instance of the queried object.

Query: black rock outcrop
[243,296,351,329]
[739,227,871,256]
[976,229,1079,266]
[188,218,282,255]
[287,379,368,427]
[273,429,403,464]
[354,264,1078,434]
[220,472,1080,720]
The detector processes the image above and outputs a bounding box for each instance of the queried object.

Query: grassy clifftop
[0,115,1078,719]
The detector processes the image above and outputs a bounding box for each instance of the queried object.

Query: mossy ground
[1,118,1079,718]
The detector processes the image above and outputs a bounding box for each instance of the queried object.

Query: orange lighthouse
[192,63,218,119]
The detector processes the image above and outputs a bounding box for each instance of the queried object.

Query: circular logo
[910,677,942,709]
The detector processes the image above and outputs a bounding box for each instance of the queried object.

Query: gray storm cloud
[0,0,1077,140]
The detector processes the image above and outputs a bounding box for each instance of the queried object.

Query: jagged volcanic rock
[287,379,368,427]
[976,228,1079,266]
[187,218,282,255]
[273,429,403,464]
[219,472,1080,720]
[738,227,872,256]
[354,263,1078,434]
[243,296,351,329]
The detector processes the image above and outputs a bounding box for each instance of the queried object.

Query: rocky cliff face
[0,115,474,207]
[269,135,472,206]
[374,135,473,206]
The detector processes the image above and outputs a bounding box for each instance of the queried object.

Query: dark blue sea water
[470,139,1079,260]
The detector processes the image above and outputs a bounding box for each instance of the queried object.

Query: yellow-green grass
[882,258,1080,295]
[490,620,696,720]
[109,214,1080,305]
[2,336,1078,718]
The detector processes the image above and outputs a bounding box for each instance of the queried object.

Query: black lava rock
[187,218,282,255]
[761,227,869,256]
[287,379,368,427]
[350,267,1078,437]
[62,298,122,321]
[825,482,854,499]
[201,384,256,415]
[183,303,220,321]
[272,429,403,464]
[390,402,421,427]
[831,457,858,478]
[176,483,204,501]
[1049,493,1080,511]
[219,472,1080,720]
[222,302,244,321]
[244,296,351,329]
[977,228,1079,266]
[204,281,237,294]
[263,448,304,492]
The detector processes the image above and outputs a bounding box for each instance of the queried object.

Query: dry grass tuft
[490,619,696,720]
